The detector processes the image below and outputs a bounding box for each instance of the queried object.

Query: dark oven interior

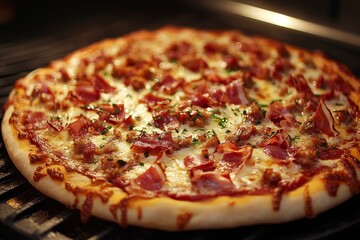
[0,1,360,239]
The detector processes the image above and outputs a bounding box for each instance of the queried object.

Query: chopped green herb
[225,129,231,133]
[210,113,222,121]
[270,99,282,105]
[225,68,238,74]
[144,151,149,158]
[191,138,199,145]
[219,117,228,128]
[139,162,145,166]
[117,159,126,166]
[291,135,300,142]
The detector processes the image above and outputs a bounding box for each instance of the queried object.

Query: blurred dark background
[0,0,359,75]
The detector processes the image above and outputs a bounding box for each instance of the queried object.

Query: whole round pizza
[2,26,360,231]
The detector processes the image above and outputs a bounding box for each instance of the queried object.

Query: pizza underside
[2,26,360,231]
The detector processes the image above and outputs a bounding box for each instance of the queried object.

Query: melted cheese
[14,28,359,196]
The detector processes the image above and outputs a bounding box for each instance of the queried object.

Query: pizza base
[2,105,355,230]
[2,26,360,231]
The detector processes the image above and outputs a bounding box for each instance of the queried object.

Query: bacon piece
[203,42,228,54]
[263,145,289,160]
[183,79,223,107]
[189,94,214,108]
[68,116,91,138]
[99,104,126,124]
[227,125,256,146]
[273,57,294,72]
[285,75,313,97]
[165,41,193,60]
[134,164,166,191]
[222,79,250,105]
[152,75,184,95]
[140,93,170,109]
[124,76,146,91]
[74,84,100,104]
[261,168,281,188]
[315,74,353,94]
[250,65,270,80]
[181,57,208,72]
[223,55,240,70]
[216,142,253,171]
[184,155,216,172]
[91,74,115,93]
[260,130,291,149]
[112,58,153,80]
[277,45,290,58]
[131,132,178,155]
[111,175,130,190]
[74,138,96,163]
[191,171,235,193]
[183,79,208,95]
[259,130,291,161]
[73,74,114,104]
[267,101,298,128]
[240,42,265,60]
[246,102,266,124]
[31,83,53,98]
[153,110,179,130]
[312,100,339,137]
[334,110,352,125]
[176,108,208,127]
[22,111,48,130]
[318,148,346,160]
[204,134,220,149]
[47,118,64,132]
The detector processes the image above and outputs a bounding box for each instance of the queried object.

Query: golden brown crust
[2,26,360,231]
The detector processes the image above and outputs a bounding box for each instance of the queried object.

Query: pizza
[2,26,360,231]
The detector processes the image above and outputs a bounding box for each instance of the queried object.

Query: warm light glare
[209,0,360,48]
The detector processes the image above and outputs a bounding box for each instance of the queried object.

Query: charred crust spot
[177,211,192,230]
